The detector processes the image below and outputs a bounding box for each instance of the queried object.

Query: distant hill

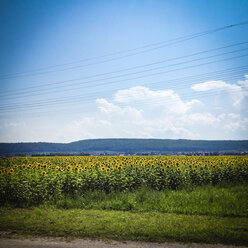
[0,139,248,155]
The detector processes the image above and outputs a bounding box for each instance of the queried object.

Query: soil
[0,236,247,248]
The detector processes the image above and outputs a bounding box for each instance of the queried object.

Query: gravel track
[0,237,247,248]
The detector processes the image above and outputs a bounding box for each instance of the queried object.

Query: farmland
[0,155,247,206]
[0,155,247,245]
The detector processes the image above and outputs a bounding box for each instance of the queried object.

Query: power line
[0,68,246,108]
[148,66,248,88]
[1,87,245,119]
[0,72,246,112]
[1,21,248,79]
[1,47,248,99]
[0,87,246,116]
[1,54,248,104]
[1,41,248,95]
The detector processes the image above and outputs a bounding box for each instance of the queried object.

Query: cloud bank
[0,76,248,142]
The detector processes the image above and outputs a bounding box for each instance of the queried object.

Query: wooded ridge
[0,138,248,155]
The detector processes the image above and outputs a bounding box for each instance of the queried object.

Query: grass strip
[50,184,248,217]
[0,208,247,246]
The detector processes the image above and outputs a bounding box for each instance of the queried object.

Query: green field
[0,155,247,245]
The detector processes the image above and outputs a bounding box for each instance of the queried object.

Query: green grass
[1,183,247,245]
[0,208,247,245]
[49,183,248,217]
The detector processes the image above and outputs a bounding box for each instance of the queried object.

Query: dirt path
[0,237,247,248]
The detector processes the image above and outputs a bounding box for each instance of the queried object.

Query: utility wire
[0,87,246,115]
[1,46,248,99]
[0,72,246,112]
[1,21,248,79]
[1,53,248,101]
[0,68,246,108]
[1,40,248,95]
[1,88,245,118]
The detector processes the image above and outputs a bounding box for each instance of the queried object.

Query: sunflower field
[0,155,247,206]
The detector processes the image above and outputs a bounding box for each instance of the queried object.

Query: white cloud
[0,122,28,142]
[191,80,240,91]
[191,77,248,107]
[1,76,248,142]
[184,113,220,125]
[96,98,143,119]
[113,86,201,114]
[3,122,26,129]
[49,87,204,142]
[237,74,248,89]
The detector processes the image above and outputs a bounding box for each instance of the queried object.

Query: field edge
[0,208,247,246]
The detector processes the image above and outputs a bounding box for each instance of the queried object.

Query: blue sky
[0,0,248,142]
